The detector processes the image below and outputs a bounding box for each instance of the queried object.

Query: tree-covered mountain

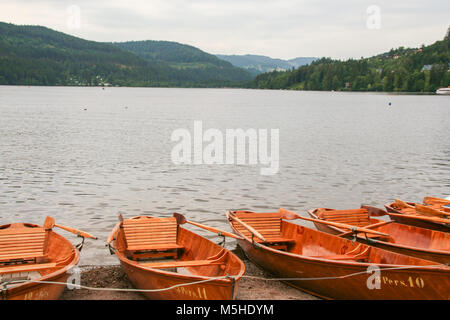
[114,40,252,82]
[251,36,449,92]
[0,22,252,87]
[216,54,317,76]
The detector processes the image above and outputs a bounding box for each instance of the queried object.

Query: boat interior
[230,211,438,267]
[0,222,76,287]
[312,208,450,251]
[116,216,243,277]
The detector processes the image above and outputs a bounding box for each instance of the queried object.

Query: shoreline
[0,85,439,95]
[60,247,318,300]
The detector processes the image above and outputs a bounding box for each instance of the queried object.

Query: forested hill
[216,54,317,76]
[114,40,251,82]
[251,37,449,92]
[0,22,252,87]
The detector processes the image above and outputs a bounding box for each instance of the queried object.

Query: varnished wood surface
[308,208,450,264]
[112,215,245,300]
[385,202,450,232]
[0,222,80,300]
[227,210,450,300]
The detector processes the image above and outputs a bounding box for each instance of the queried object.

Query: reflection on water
[0,86,449,264]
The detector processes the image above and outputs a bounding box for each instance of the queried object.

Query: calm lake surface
[0,86,449,264]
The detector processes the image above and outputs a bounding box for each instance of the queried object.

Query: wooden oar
[228,212,266,242]
[361,205,389,217]
[394,199,415,209]
[388,212,450,225]
[173,213,243,240]
[423,197,450,206]
[44,216,98,239]
[338,220,393,238]
[278,208,390,237]
[415,204,450,218]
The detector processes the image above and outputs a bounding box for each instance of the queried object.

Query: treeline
[251,38,449,92]
[0,22,252,87]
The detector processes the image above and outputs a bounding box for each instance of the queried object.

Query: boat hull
[308,210,449,264]
[385,203,449,232]
[112,216,244,300]
[227,211,449,300]
[1,226,81,301]
[119,259,236,300]
[5,272,71,300]
[237,238,449,300]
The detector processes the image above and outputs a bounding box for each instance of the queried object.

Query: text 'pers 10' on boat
[0,216,97,300]
[385,199,450,232]
[107,213,245,300]
[307,206,450,264]
[226,209,450,300]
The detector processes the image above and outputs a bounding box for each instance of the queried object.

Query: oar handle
[55,224,98,239]
[187,220,243,240]
[228,214,266,242]
[390,213,450,224]
[279,208,390,237]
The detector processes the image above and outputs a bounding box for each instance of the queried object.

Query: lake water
[0,86,449,265]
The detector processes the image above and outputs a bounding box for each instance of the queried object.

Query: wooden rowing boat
[108,214,245,300]
[385,199,450,232]
[227,210,450,300]
[307,207,450,264]
[0,216,95,300]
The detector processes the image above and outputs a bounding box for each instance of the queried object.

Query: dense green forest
[216,54,317,76]
[251,37,449,92]
[114,40,251,82]
[0,22,251,87]
[1,21,448,91]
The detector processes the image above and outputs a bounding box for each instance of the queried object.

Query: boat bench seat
[232,212,295,250]
[317,209,370,227]
[0,262,57,275]
[0,226,48,264]
[256,237,296,244]
[313,254,365,261]
[140,259,224,269]
[123,217,184,260]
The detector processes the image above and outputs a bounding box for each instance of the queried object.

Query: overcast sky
[0,0,448,60]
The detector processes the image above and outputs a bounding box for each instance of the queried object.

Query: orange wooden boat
[107,214,245,300]
[227,209,450,300]
[308,207,450,264]
[385,199,450,232]
[0,216,96,300]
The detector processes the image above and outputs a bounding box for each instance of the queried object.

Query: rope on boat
[1,263,448,294]
[1,275,231,293]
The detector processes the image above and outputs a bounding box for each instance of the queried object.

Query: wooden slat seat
[140,259,224,269]
[127,244,184,251]
[0,262,57,275]
[233,212,294,247]
[312,254,363,261]
[318,209,370,227]
[0,226,47,264]
[123,217,184,259]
